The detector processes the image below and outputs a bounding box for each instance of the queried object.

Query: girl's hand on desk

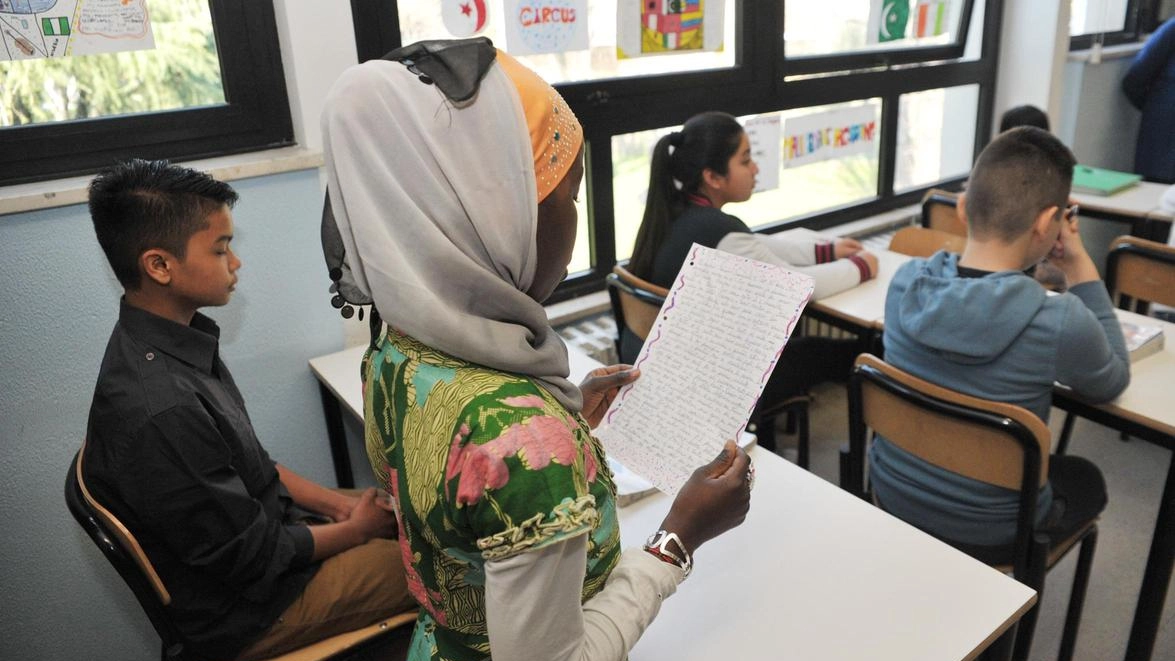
[659,440,752,556]
[834,237,864,258]
[857,250,880,279]
[580,364,640,428]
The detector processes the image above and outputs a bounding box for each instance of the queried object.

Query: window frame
[782,0,979,77]
[349,0,1003,304]
[0,0,294,186]
[1069,0,1144,49]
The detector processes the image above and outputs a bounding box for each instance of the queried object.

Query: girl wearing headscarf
[321,39,751,661]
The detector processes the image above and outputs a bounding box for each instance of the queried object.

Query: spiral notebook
[594,244,815,496]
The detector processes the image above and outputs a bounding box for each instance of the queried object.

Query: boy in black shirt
[84,159,413,660]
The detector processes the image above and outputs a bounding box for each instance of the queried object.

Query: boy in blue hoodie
[869,127,1130,560]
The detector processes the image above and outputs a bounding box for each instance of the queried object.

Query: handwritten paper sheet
[595,244,814,495]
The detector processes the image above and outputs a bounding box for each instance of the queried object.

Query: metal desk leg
[318,382,355,489]
[1124,453,1174,661]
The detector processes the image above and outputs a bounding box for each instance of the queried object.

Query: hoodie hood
[891,251,1047,364]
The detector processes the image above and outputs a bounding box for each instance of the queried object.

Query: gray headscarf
[320,47,581,412]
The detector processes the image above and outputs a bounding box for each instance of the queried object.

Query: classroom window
[394,0,737,85]
[1,0,224,127]
[1068,0,1145,48]
[1070,0,1130,35]
[350,0,1002,302]
[784,0,969,58]
[894,84,979,192]
[0,0,292,185]
[727,102,882,229]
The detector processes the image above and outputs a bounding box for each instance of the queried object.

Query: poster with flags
[617,0,725,59]
[1,0,154,61]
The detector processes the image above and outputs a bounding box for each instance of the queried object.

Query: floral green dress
[363,330,621,661]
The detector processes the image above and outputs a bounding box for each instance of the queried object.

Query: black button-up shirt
[85,301,318,659]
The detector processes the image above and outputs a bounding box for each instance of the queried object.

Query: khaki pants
[235,538,415,660]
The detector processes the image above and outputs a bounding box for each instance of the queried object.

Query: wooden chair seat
[888,225,967,258]
[847,354,1099,661]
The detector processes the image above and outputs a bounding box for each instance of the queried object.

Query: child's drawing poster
[782,104,880,169]
[503,0,588,56]
[1,0,154,61]
[617,0,724,59]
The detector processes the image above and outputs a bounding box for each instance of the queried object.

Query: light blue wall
[0,168,345,660]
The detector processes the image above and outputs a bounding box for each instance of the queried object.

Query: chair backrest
[920,188,967,237]
[606,265,669,342]
[847,354,1051,572]
[65,441,186,658]
[888,226,967,257]
[1106,235,1175,311]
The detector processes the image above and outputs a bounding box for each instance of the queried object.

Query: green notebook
[1072,165,1142,196]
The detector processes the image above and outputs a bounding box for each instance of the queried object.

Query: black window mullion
[586,133,616,278]
[878,95,900,198]
[350,0,403,62]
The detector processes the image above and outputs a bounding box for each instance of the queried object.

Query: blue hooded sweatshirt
[869,251,1129,546]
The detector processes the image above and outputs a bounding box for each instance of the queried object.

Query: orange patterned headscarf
[496,51,583,202]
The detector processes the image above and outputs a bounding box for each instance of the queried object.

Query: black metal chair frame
[919,189,961,231]
[846,359,1098,661]
[604,271,666,362]
[65,452,188,661]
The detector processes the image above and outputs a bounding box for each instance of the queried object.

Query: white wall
[994,0,1071,137]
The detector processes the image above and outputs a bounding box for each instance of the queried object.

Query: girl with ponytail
[626,112,879,449]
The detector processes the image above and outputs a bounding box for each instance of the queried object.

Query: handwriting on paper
[595,244,814,495]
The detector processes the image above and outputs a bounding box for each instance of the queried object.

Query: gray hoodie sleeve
[1054,281,1131,401]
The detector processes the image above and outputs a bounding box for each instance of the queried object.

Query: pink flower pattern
[446,415,580,505]
[388,467,448,626]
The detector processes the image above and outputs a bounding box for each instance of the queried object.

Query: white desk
[806,247,911,330]
[775,227,913,347]
[624,447,1034,661]
[1052,311,1175,661]
[309,342,1036,661]
[1072,181,1174,227]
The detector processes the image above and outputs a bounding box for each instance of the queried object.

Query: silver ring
[746,464,756,492]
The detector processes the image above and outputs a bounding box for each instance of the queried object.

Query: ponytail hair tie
[668,131,684,147]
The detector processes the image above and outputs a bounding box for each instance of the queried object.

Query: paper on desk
[595,244,814,496]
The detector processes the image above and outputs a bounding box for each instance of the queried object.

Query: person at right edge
[1122,16,1175,184]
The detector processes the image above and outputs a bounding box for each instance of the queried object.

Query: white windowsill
[0,146,323,217]
[1067,41,1144,63]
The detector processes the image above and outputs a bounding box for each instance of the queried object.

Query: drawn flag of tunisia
[443,0,488,37]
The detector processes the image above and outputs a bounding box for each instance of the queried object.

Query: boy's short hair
[999,105,1050,133]
[89,160,238,289]
[965,127,1075,243]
